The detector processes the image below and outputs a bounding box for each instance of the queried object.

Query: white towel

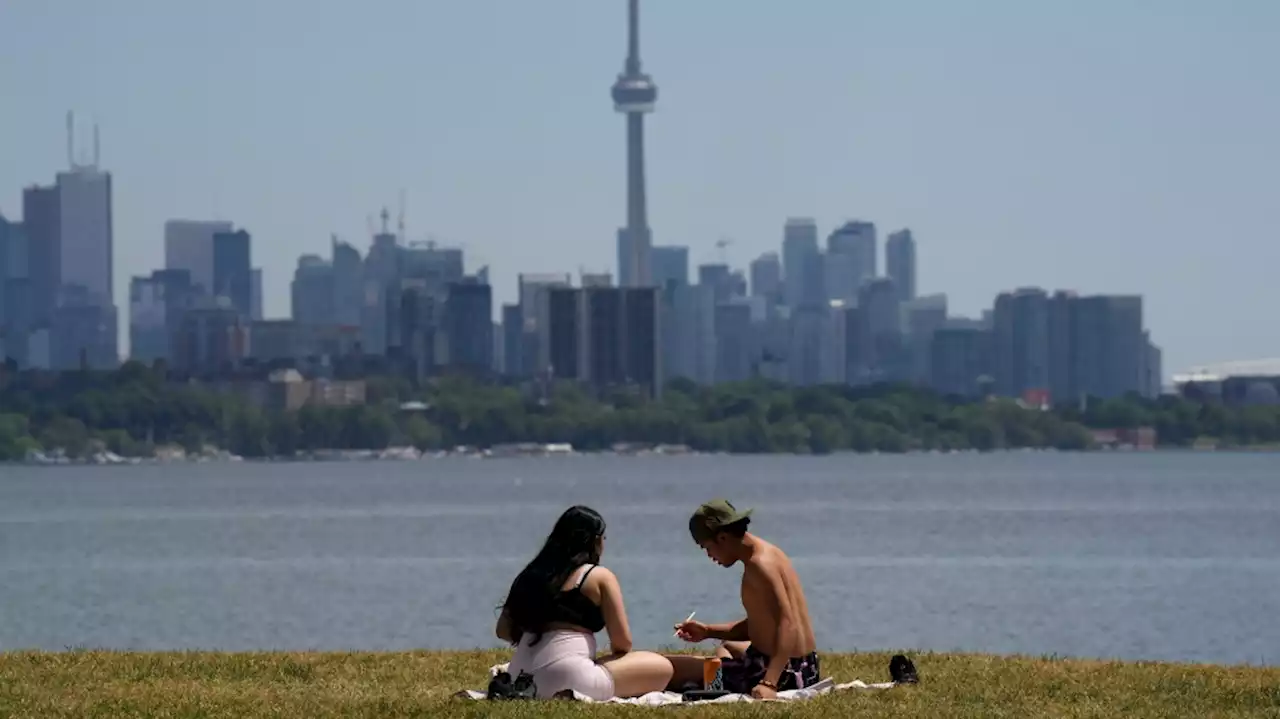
[456,663,897,705]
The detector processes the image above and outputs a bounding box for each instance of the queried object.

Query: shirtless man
[667,499,819,700]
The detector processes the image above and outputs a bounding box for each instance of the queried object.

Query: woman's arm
[594,567,633,655]
[495,607,516,643]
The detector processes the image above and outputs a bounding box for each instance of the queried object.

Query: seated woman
[496,505,673,700]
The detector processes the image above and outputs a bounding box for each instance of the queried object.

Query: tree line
[1,361,1277,461]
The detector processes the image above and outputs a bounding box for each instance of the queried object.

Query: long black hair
[500,505,606,646]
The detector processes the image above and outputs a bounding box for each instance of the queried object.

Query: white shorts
[508,629,615,701]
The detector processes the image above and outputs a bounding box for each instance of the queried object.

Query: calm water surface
[1,452,1277,665]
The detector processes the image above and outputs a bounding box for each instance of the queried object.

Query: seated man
[668,500,820,699]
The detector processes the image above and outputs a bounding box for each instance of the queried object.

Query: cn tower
[612,0,657,287]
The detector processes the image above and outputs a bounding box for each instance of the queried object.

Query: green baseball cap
[689,499,753,542]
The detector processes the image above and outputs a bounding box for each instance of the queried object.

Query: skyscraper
[886,229,917,303]
[782,218,822,309]
[212,229,252,316]
[650,245,688,289]
[612,0,658,288]
[827,221,877,301]
[165,220,233,296]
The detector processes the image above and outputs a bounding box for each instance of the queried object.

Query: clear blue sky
[3,1,1277,376]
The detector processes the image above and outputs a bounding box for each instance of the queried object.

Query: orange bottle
[702,657,724,691]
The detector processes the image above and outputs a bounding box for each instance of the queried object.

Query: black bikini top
[551,564,606,633]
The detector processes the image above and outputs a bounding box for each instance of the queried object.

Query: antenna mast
[93,121,100,168]
[398,189,406,241]
[66,111,75,168]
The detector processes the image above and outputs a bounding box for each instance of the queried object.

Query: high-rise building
[782,218,823,309]
[885,229,917,302]
[249,269,263,321]
[698,263,734,304]
[714,301,753,383]
[546,286,661,395]
[663,283,715,383]
[826,221,877,302]
[518,272,572,377]
[291,255,335,326]
[21,185,60,326]
[212,229,252,317]
[612,0,659,287]
[128,269,196,365]
[501,303,523,376]
[165,220,232,296]
[903,293,947,384]
[992,288,1050,399]
[20,117,118,366]
[50,285,118,370]
[331,238,363,328]
[172,306,247,375]
[930,327,993,398]
[651,245,688,290]
[855,277,906,382]
[444,278,493,373]
[55,166,113,307]
[749,252,783,305]
[0,217,31,364]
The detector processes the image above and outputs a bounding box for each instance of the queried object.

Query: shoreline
[7,443,1279,467]
[3,649,1276,718]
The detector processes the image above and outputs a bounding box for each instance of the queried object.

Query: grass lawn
[2,649,1278,718]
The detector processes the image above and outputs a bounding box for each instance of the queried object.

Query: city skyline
[3,1,1278,375]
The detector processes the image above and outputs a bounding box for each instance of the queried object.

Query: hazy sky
[3,1,1277,376]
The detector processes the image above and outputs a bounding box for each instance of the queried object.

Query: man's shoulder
[744,541,791,574]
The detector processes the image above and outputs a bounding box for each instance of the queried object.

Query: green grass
[1,650,1278,718]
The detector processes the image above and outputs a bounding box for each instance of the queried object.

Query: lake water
[1,452,1277,666]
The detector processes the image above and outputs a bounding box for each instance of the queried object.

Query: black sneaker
[486,670,538,700]
[889,654,919,684]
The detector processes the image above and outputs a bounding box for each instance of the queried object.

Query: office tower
[21,185,59,326]
[651,245,688,289]
[854,277,906,383]
[612,0,658,287]
[714,301,753,383]
[664,283,716,384]
[212,229,252,316]
[249,269,263,321]
[546,286,661,395]
[749,252,782,303]
[992,287,1050,399]
[903,293,948,384]
[501,303,523,376]
[782,218,822,308]
[1144,333,1163,399]
[698,263,733,304]
[0,217,31,364]
[886,229,917,302]
[21,115,119,367]
[128,269,195,365]
[826,221,876,302]
[331,237,363,328]
[165,220,232,296]
[172,306,247,375]
[1071,294,1147,399]
[291,255,335,326]
[930,327,993,398]
[820,301,851,385]
[518,272,572,377]
[444,278,493,372]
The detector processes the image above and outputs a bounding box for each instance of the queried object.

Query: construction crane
[715,237,734,264]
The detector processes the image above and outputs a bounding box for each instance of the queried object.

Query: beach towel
[455,663,897,705]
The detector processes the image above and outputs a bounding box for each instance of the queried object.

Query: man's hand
[750,683,778,700]
[673,620,710,643]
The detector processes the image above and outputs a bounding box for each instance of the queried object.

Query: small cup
[702,657,723,691]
